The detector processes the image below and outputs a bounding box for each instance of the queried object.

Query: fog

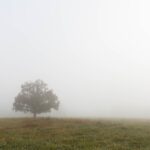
[1,0,150,118]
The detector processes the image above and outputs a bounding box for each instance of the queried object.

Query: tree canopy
[13,79,59,118]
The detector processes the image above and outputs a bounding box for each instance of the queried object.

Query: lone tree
[13,79,59,118]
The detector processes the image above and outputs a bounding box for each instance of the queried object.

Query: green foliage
[0,118,150,149]
[13,80,59,117]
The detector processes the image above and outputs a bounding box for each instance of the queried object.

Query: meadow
[0,118,150,150]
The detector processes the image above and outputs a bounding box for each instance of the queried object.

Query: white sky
[1,0,150,118]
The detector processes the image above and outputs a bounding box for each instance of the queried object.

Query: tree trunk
[33,113,37,119]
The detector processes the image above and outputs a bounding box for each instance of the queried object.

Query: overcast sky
[1,0,150,118]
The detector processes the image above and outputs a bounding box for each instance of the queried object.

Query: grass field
[0,118,150,149]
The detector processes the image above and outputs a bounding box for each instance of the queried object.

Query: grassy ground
[0,118,150,149]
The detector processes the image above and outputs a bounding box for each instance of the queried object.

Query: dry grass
[0,118,150,149]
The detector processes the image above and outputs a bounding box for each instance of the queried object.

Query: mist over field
[1,0,150,118]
